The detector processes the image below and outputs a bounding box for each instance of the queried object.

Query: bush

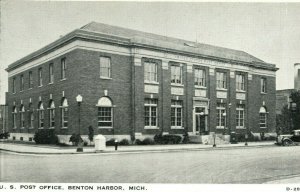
[135,139,142,145]
[69,134,83,146]
[182,132,189,144]
[0,132,9,139]
[106,138,116,146]
[34,129,58,144]
[119,139,129,145]
[154,134,182,144]
[142,138,155,145]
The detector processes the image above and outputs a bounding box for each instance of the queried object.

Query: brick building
[0,105,8,134]
[6,22,277,143]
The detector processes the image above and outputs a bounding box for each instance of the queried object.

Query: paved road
[1,145,300,183]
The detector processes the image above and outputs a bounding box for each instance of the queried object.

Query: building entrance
[193,106,208,135]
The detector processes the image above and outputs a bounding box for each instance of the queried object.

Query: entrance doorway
[193,106,208,135]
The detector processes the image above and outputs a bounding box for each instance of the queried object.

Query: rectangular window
[98,107,113,127]
[171,65,182,84]
[144,62,157,82]
[20,112,25,128]
[29,71,33,88]
[144,99,158,128]
[20,75,24,91]
[216,72,227,89]
[236,74,245,91]
[216,103,226,128]
[38,110,44,128]
[12,78,16,93]
[236,104,245,129]
[194,68,206,87]
[61,58,66,79]
[49,109,55,128]
[49,63,54,83]
[29,111,34,128]
[261,78,266,93]
[171,100,183,128]
[38,68,43,86]
[61,107,68,128]
[100,57,111,78]
[260,113,267,128]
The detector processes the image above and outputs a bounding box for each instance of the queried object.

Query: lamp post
[76,94,83,152]
[213,132,216,147]
[228,103,232,135]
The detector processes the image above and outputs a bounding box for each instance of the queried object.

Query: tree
[88,125,94,145]
[276,105,291,134]
[290,90,300,130]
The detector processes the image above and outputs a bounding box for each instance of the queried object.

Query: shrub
[0,132,9,139]
[142,138,155,145]
[69,134,83,146]
[88,126,94,143]
[34,129,58,144]
[106,138,116,146]
[135,139,142,145]
[119,139,129,145]
[182,132,189,144]
[154,134,182,144]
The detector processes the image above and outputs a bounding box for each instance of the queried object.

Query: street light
[228,103,232,135]
[76,94,83,152]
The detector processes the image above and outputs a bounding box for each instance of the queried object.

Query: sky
[1,1,300,104]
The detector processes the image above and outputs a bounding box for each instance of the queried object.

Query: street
[1,145,300,183]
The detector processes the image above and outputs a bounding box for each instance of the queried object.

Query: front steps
[189,134,230,145]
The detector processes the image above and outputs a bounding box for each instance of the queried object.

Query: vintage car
[277,129,300,146]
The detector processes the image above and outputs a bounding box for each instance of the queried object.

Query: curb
[0,143,277,155]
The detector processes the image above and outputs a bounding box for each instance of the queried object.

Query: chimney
[295,63,300,90]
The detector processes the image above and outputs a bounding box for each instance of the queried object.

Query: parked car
[277,129,300,146]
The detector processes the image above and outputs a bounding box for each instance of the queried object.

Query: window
[97,97,113,128]
[20,105,25,128]
[29,71,33,88]
[144,62,157,82]
[61,98,68,128]
[49,63,54,83]
[216,72,227,89]
[61,58,66,79]
[37,102,44,128]
[171,100,183,128]
[216,103,226,128]
[100,57,111,78]
[171,65,182,84]
[12,106,17,129]
[49,100,55,128]
[261,78,266,93]
[259,107,267,128]
[236,104,245,129]
[20,75,24,91]
[38,68,43,86]
[236,74,245,91]
[194,68,206,87]
[28,104,34,129]
[12,78,16,93]
[144,99,158,128]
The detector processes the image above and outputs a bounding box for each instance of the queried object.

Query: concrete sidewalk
[0,140,276,155]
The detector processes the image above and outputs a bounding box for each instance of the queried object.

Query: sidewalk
[0,140,276,155]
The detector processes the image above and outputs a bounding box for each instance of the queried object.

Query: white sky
[1,1,300,104]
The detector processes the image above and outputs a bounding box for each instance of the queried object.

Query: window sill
[236,90,246,93]
[38,127,44,129]
[100,76,112,80]
[261,92,267,95]
[171,126,184,129]
[195,86,207,89]
[28,127,34,129]
[20,127,25,129]
[48,82,54,85]
[216,127,225,129]
[38,85,43,88]
[28,88,33,90]
[144,81,159,85]
[20,90,24,93]
[216,88,227,91]
[260,127,267,129]
[171,83,184,87]
[144,126,159,129]
[49,127,55,129]
[60,78,67,82]
[236,127,246,129]
[61,127,68,129]
[98,127,113,129]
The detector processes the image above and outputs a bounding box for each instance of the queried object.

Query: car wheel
[283,140,292,146]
